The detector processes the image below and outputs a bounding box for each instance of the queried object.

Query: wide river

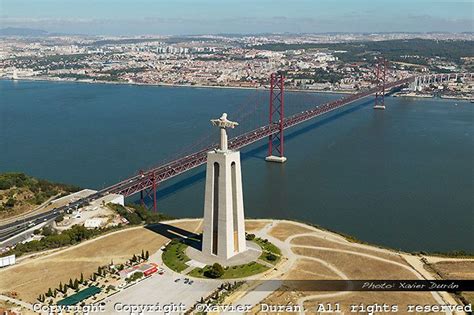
[1,79,472,252]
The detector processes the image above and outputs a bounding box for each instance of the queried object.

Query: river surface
[1,79,472,252]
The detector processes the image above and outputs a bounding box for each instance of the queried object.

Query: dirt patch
[291,235,404,264]
[245,220,271,232]
[430,260,474,304]
[430,261,474,280]
[286,258,342,280]
[292,247,415,279]
[268,222,314,241]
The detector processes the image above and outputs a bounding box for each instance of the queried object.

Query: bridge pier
[266,72,287,163]
[139,171,157,212]
[374,57,387,110]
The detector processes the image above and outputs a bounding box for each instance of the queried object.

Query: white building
[84,218,106,229]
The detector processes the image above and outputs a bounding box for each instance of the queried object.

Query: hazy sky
[0,0,472,35]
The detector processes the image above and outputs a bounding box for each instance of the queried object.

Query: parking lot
[96,268,220,314]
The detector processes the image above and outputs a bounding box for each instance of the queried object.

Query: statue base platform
[186,241,261,267]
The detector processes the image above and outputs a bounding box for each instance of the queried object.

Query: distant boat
[470,99,474,103]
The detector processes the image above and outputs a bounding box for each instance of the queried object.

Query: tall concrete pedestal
[201,114,247,260]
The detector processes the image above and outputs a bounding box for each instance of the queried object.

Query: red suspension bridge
[43,68,472,214]
[2,62,472,244]
[100,69,416,211]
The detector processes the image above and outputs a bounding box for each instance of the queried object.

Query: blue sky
[0,0,472,35]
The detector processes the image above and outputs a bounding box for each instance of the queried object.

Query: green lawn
[254,237,282,256]
[189,262,269,279]
[161,241,190,273]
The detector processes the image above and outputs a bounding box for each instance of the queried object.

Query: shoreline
[5,76,472,101]
[4,76,353,95]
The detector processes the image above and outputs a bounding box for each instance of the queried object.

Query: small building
[0,255,16,268]
[119,262,158,279]
[84,218,106,229]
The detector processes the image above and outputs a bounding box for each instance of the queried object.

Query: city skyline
[0,0,473,35]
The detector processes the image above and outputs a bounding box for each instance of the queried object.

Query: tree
[5,198,15,208]
[58,282,63,293]
[46,288,52,297]
[73,279,79,290]
[141,249,145,260]
[55,214,64,223]
[80,273,84,284]
[245,233,255,241]
[266,253,277,261]
[204,263,225,279]
[68,278,73,289]
[145,250,149,260]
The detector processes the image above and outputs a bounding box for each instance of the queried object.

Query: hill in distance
[0,27,49,36]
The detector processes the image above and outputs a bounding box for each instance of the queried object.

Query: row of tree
[38,273,86,302]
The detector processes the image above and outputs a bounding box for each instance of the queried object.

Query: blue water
[1,79,472,252]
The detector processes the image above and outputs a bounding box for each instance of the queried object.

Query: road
[0,191,103,246]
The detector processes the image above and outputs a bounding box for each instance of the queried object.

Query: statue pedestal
[201,149,247,260]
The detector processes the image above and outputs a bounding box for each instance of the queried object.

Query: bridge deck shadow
[145,223,202,250]
[140,98,373,204]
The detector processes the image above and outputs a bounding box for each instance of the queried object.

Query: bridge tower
[139,170,157,212]
[374,57,387,110]
[265,72,287,163]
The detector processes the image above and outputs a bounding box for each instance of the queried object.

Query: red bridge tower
[374,57,387,110]
[265,72,287,163]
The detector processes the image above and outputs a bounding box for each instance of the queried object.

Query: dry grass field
[430,260,474,304]
[430,261,474,280]
[268,221,314,241]
[245,220,447,312]
[0,222,194,303]
[284,258,341,280]
[3,218,470,310]
[245,220,272,232]
[291,235,404,263]
[292,247,416,279]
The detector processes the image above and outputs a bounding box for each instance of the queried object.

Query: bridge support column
[374,57,387,110]
[139,171,158,212]
[265,72,287,163]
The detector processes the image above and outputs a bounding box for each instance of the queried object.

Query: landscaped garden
[162,234,282,279]
[161,239,191,272]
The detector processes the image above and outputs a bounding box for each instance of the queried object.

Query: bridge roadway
[0,77,413,244]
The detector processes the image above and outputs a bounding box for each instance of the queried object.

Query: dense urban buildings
[1,32,473,99]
